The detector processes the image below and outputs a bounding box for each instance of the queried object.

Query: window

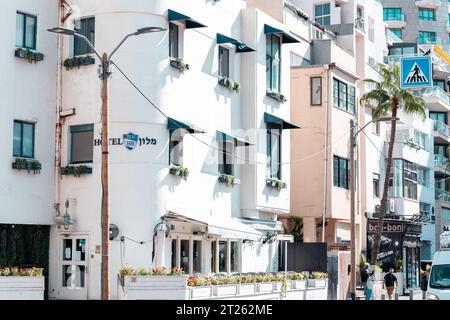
[193,240,202,274]
[211,241,217,273]
[311,77,322,106]
[389,46,416,55]
[16,12,37,50]
[418,31,437,44]
[419,8,435,21]
[368,17,374,42]
[315,3,331,25]
[414,130,426,149]
[218,241,227,272]
[372,110,380,135]
[433,80,446,92]
[430,112,447,125]
[333,78,355,114]
[171,239,177,269]
[333,155,349,189]
[180,240,190,273]
[266,34,281,92]
[218,140,234,175]
[435,144,448,157]
[383,8,403,21]
[13,121,35,158]
[74,17,95,56]
[218,46,229,78]
[267,128,281,179]
[70,124,93,164]
[373,173,380,197]
[230,241,239,273]
[449,14,450,27]
[169,22,179,58]
[389,29,403,40]
[418,166,429,187]
[169,129,184,166]
[356,6,364,31]
[404,160,418,200]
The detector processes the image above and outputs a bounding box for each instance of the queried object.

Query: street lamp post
[48,26,165,300]
[349,116,399,300]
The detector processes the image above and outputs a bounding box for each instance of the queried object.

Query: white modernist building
[40,0,303,300]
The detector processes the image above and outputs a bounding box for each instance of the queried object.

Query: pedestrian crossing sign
[400,56,432,89]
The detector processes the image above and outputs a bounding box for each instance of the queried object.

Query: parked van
[427,231,450,300]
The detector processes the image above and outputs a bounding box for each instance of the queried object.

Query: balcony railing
[386,29,403,43]
[355,18,364,32]
[433,120,450,137]
[417,37,442,45]
[434,154,449,168]
[417,86,450,106]
[435,189,450,202]
[383,13,406,21]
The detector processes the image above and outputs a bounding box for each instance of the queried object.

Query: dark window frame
[13,120,35,158]
[218,46,230,78]
[169,129,184,166]
[70,124,94,164]
[333,155,349,189]
[311,77,322,106]
[74,17,95,56]
[169,22,179,58]
[373,173,380,198]
[267,127,282,179]
[16,12,37,50]
[266,34,281,93]
[418,8,435,21]
[333,78,355,114]
[218,140,234,175]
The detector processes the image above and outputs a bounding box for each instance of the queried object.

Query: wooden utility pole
[101,52,110,300]
[349,119,356,300]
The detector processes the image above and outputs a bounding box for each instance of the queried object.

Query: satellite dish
[109,224,119,240]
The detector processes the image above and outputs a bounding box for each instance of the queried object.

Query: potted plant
[170,57,189,73]
[169,165,189,181]
[218,173,236,187]
[289,272,308,290]
[255,274,274,293]
[11,158,41,174]
[238,275,257,295]
[266,177,287,191]
[266,91,287,103]
[63,55,96,70]
[188,276,212,299]
[307,272,327,288]
[0,267,45,300]
[61,165,93,177]
[233,81,240,93]
[14,48,44,63]
[211,276,239,296]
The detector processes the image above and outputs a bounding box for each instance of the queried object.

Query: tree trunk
[370,104,398,265]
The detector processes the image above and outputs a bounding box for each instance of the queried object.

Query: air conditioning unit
[389,199,395,213]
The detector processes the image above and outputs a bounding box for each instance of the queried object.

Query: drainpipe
[321,64,330,243]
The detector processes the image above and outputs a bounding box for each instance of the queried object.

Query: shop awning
[168,9,207,29]
[264,24,300,44]
[167,117,206,133]
[264,112,301,130]
[216,130,253,146]
[164,211,262,241]
[216,33,255,53]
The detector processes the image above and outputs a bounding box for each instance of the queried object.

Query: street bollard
[381,293,385,300]
[409,289,414,300]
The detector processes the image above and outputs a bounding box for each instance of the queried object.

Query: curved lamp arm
[73,33,102,61]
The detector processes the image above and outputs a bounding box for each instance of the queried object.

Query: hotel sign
[94,132,157,151]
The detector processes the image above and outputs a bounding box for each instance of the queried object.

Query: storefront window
[230,241,239,273]
[219,241,227,272]
[180,240,189,273]
[406,247,420,288]
[211,241,217,273]
[193,240,202,274]
[171,239,177,269]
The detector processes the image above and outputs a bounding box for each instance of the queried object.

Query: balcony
[433,120,450,144]
[417,86,450,112]
[383,13,406,28]
[415,0,441,9]
[387,29,403,45]
[434,154,450,176]
[355,18,365,34]
[417,37,442,45]
[435,189,450,205]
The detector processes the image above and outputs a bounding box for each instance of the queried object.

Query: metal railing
[434,154,449,168]
[433,120,450,137]
[383,13,406,21]
[435,189,450,202]
[417,86,450,106]
[386,29,403,43]
[417,37,442,45]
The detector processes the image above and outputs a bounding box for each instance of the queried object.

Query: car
[427,232,450,300]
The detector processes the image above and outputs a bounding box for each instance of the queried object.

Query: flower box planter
[61,165,93,177]
[218,77,240,93]
[291,279,307,290]
[169,165,189,180]
[170,58,189,73]
[218,174,240,187]
[257,282,274,293]
[120,275,190,300]
[190,286,212,299]
[266,91,287,103]
[266,178,287,190]
[11,158,41,174]
[0,276,44,300]
[14,48,44,63]
[308,278,327,288]
[238,283,256,295]
[64,55,96,70]
[212,284,238,296]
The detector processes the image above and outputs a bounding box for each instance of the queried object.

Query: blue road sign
[400,56,432,89]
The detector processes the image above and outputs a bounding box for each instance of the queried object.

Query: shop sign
[404,223,421,235]
[94,132,157,151]
[367,219,403,234]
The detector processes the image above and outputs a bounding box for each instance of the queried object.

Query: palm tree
[360,63,426,265]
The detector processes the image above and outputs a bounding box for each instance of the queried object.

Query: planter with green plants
[170,57,190,73]
[266,90,287,103]
[211,276,239,296]
[238,275,257,295]
[63,55,96,70]
[218,173,239,187]
[0,267,44,300]
[187,276,212,299]
[169,165,189,181]
[266,177,287,191]
[61,165,93,177]
[119,266,189,290]
[14,48,44,63]
[288,272,308,290]
[218,77,240,93]
[12,158,42,174]
[307,272,328,288]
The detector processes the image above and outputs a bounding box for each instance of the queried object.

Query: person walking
[366,269,375,300]
[383,268,398,300]
[360,263,370,299]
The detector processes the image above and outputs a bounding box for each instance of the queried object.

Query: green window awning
[168,9,207,29]
[264,24,300,44]
[264,112,301,130]
[216,33,255,53]
[167,117,206,134]
[216,131,253,146]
